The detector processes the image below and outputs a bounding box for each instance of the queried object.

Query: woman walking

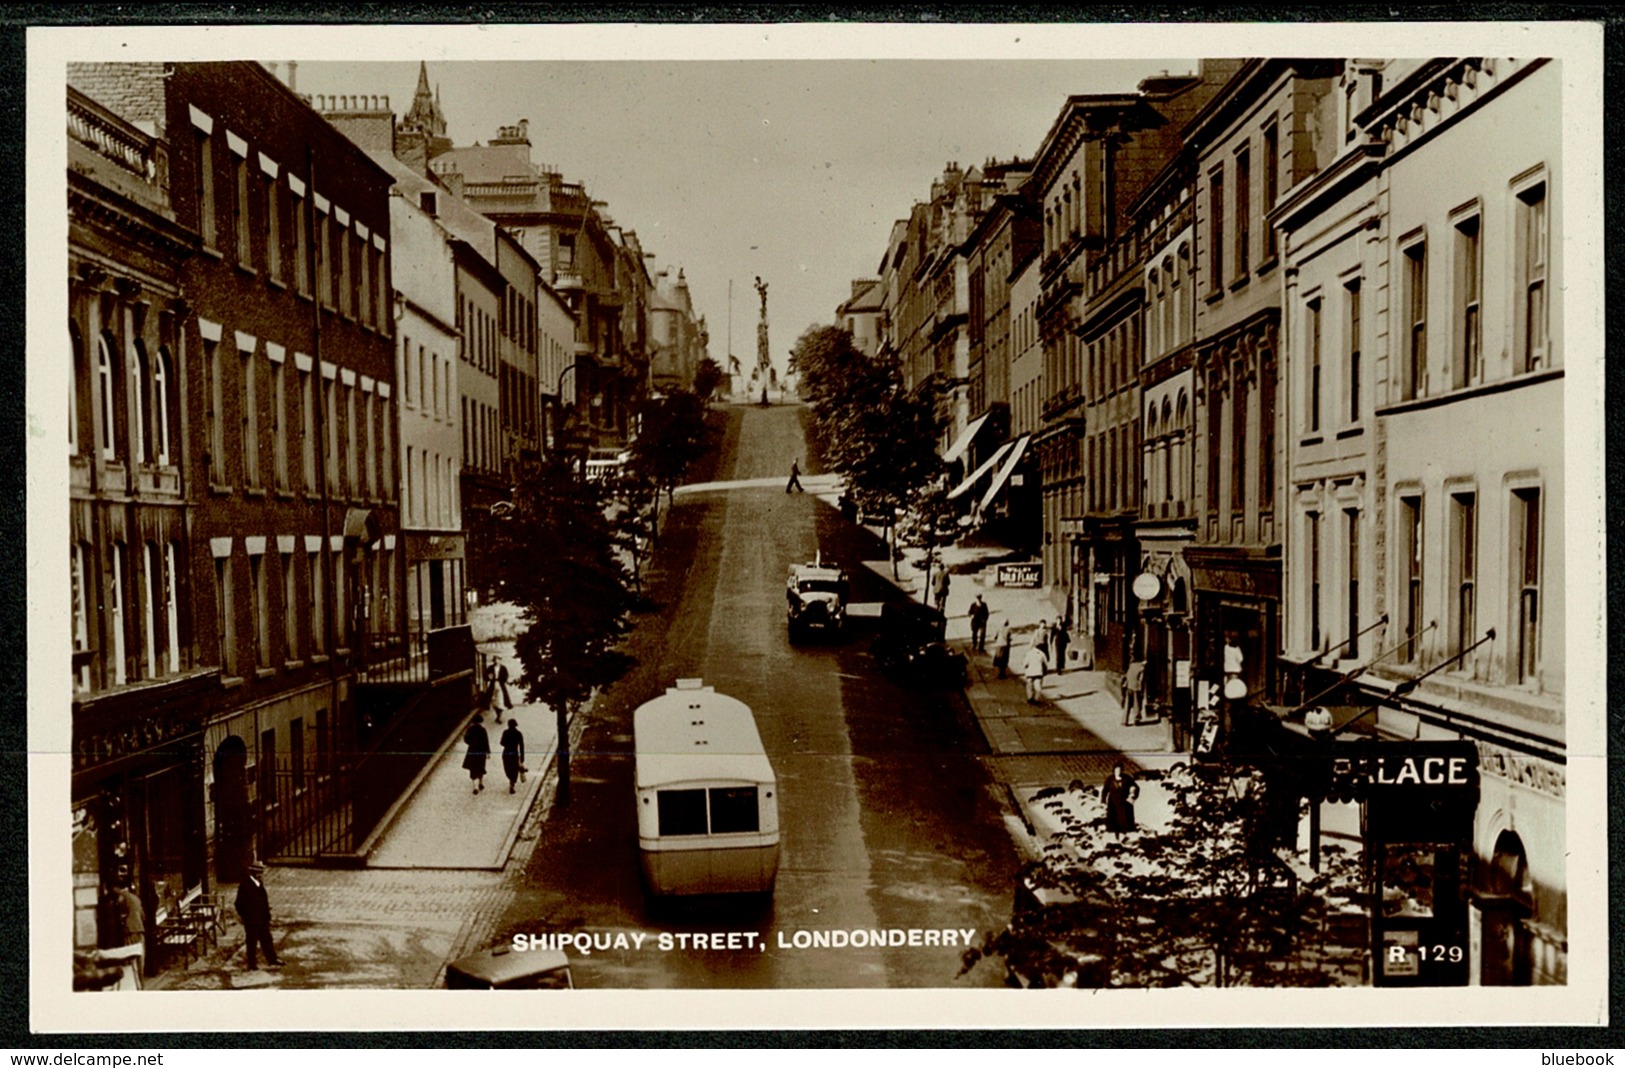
[499,718,526,794]
[463,714,491,794]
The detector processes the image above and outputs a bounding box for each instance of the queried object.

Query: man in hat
[235,860,282,970]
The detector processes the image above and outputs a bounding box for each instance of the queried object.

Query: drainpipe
[307,147,343,778]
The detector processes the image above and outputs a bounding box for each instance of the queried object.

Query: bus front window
[708,787,760,833]
[657,789,708,836]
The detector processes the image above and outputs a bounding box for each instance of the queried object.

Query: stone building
[834,277,884,358]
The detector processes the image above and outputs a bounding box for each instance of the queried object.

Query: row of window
[459,296,500,378]
[69,324,177,468]
[1143,389,1195,514]
[462,397,501,477]
[403,445,461,531]
[1145,239,1195,361]
[200,321,394,506]
[1086,418,1141,515]
[401,333,456,420]
[70,537,185,693]
[1205,362,1278,518]
[189,106,389,333]
[1206,117,1281,293]
[1302,483,1542,685]
[210,536,395,681]
[1395,178,1550,405]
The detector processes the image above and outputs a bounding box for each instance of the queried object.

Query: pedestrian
[234,860,282,970]
[463,713,491,794]
[1122,658,1146,726]
[1052,619,1071,674]
[95,877,146,989]
[968,595,989,652]
[499,718,526,794]
[991,615,1012,678]
[1100,762,1140,833]
[1021,636,1051,704]
[496,660,513,709]
[786,458,804,493]
[933,568,951,615]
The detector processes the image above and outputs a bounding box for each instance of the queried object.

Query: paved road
[489,402,1021,989]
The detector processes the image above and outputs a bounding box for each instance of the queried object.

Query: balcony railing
[68,86,169,196]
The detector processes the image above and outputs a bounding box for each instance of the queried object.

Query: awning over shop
[978,435,1032,512]
[941,413,990,465]
[947,439,1015,501]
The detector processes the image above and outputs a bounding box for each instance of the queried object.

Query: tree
[692,356,727,401]
[630,389,717,506]
[790,325,945,569]
[489,455,638,806]
[963,762,1366,988]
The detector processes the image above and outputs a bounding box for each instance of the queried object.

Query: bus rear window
[708,786,760,833]
[656,789,708,836]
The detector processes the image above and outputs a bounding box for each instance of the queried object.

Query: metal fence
[260,759,356,861]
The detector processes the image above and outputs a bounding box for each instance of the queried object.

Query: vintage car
[786,557,849,641]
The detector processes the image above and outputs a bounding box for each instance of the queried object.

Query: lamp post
[549,361,593,476]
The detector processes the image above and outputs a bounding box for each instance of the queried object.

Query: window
[69,327,83,456]
[1449,492,1477,659]
[1260,364,1276,511]
[379,395,392,498]
[1262,121,1279,260]
[334,550,347,651]
[154,347,174,466]
[365,391,377,499]
[140,541,159,680]
[345,383,358,497]
[205,338,223,479]
[351,232,365,323]
[250,550,270,668]
[234,152,252,266]
[164,542,181,674]
[1512,487,1542,683]
[293,189,310,296]
[214,551,236,677]
[282,551,298,660]
[1206,383,1222,511]
[1234,147,1251,278]
[72,543,90,690]
[265,172,282,282]
[107,542,127,686]
[309,550,326,655]
[195,129,216,248]
[241,343,259,487]
[655,786,760,837]
[1453,214,1482,388]
[1344,508,1360,659]
[1307,298,1323,432]
[272,356,288,489]
[1398,495,1424,663]
[1516,183,1549,372]
[1208,166,1225,292]
[96,335,118,460]
[337,226,352,317]
[323,376,337,487]
[1402,240,1427,400]
[1345,280,1362,423]
[317,210,332,307]
[131,341,150,464]
[300,366,316,492]
[1307,512,1322,650]
[1231,376,1248,513]
[259,729,277,812]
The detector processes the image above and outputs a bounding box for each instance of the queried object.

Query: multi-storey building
[1277,57,1567,986]
[67,73,211,977]
[1186,60,1339,700]
[431,123,638,450]
[69,62,405,892]
[496,227,542,475]
[834,278,884,358]
[538,281,574,439]
[651,268,706,394]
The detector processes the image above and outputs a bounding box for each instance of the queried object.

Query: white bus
[634,679,780,897]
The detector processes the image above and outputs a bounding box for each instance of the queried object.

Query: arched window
[1163,398,1175,502]
[109,541,127,686]
[1147,269,1161,354]
[155,346,175,466]
[71,542,90,691]
[141,540,160,679]
[69,324,84,455]
[132,339,152,464]
[96,333,118,460]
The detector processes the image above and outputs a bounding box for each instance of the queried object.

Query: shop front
[1188,549,1281,710]
[71,670,214,988]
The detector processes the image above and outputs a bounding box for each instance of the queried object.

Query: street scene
[51,35,1594,1018]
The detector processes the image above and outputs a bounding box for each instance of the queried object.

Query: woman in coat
[499,718,526,794]
[463,714,492,794]
[1100,761,1140,833]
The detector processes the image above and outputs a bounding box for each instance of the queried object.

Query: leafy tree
[790,325,945,572]
[630,389,717,506]
[490,455,638,805]
[963,762,1367,988]
[692,356,727,401]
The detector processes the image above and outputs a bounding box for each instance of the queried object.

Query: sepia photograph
[25,17,1608,1035]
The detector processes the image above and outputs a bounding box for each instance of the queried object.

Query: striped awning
[940,413,990,465]
[978,435,1032,512]
[947,439,1015,501]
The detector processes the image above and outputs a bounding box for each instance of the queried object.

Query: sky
[291,55,1189,379]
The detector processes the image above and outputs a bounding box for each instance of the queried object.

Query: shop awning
[940,413,990,465]
[947,439,1015,501]
[979,435,1032,512]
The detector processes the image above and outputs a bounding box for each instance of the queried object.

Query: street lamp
[548,361,595,475]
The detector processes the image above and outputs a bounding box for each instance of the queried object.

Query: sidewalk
[147,604,567,990]
[832,495,1186,862]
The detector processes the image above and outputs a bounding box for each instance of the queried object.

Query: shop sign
[996,563,1042,588]
[1329,743,1480,794]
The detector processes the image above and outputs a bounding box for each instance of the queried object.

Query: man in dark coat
[234,861,281,970]
[499,718,526,794]
[1100,762,1140,834]
[968,595,990,652]
[463,714,491,794]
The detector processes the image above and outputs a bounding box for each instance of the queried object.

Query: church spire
[414,60,433,104]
